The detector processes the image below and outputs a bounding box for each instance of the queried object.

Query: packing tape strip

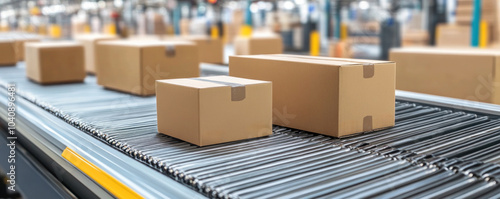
[165,45,176,57]
[363,63,375,78]
[192,78,246,101]
[61,147,143,199]
[363,116,373,132]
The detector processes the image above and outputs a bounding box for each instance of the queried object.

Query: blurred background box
[0,39,17,66]
[96,40,199,96]
[390,47,500,104]
[234,34,283,55]
[75,34,118,74]
[328,40,353,58]
[436,24,471,47]
[25,42,85,84]
[164,35,224,64]
[14,35,42,61]
[402,30,429,47]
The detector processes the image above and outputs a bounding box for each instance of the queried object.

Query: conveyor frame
[0,88,206,198]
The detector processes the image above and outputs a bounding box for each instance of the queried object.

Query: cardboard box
[224,23,238,44]
[234,35,283,55]
[390,47,500,104]
[436,24,471,47]
[25,42,85,84]
[180,19,190,36]
[14,36,41,61]
[402,30,429,47]
[153,14,167,35]
[229,54,396,137]
[75,34,118,74]
[96,40,200,96]
[328,40,353,58]
[164,35,224,64]
[156,76,272,146]
[0,39,16,66]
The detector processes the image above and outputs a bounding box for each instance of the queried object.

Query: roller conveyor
[2,64,500,198]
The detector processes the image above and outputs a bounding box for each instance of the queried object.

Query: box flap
[74,34,118,41]
[230,55,361,67]
[25,42,82,48]
[158,76,268,101]
[263,54,393,64]
[391,47,500,56]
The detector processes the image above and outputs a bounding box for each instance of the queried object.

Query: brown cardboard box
[328,40,353,58]
[75,34,118,74]
[156,75,272,146]
[153,14,167,35]
[229,54,396,137]
[390,47,500,104]
[96,40,200,96]
[14,36,41,61]
[436,24,471,47]
[224,23,238,44]
[402,30,429,47]
[180,19,190,36]
[0,39,16,66]
[234,35,283,55]
[25,42,85,84]
[163,35,224,64]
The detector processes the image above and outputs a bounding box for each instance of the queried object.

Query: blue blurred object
[471,0,481,47]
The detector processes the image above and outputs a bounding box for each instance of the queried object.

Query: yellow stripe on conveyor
[62,147,143,199]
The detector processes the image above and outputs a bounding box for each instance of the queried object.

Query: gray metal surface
[396,90,500,117]
[0,65,206,198]
[0,88,114,199]
[0,128,76,199]
[2,64,500,198]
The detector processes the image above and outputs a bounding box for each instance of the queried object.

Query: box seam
[139,47,144,96]
[337,67,342,136]
[197,88,202,146]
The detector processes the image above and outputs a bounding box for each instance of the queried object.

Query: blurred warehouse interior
[0,0,469,60]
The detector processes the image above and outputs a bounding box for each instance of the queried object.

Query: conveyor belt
[2,65,500,198]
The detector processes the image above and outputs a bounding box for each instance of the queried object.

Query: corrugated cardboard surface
[96,40,200,96]
[0,40,17,66]
[15,38,40,61]
[390,47,500,104]
[229,54,395,137]
[75,34,118,74]
[156,76,272,146]
[25,42,85,84]
[234,35,283,55]
[436,24,471,47]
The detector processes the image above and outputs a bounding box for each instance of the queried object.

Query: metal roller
[2,66,500,198]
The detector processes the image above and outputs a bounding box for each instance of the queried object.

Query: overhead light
[295,0,306,5]
[250,3,258,13]
[284,1,294,10]
[359,1,369,10]
[114,0,123,8]
[98,1,106,9]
